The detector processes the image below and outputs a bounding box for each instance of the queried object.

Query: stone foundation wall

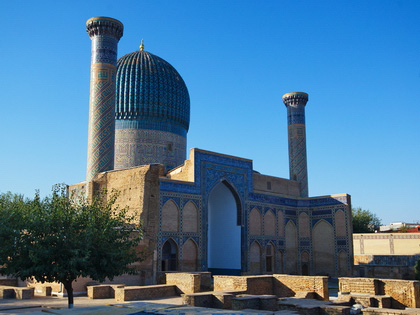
[115,284,178,302]
[213,274,328,300]
[339,277,420,309]
[380,279,420,309]
[165,273,200,293]
[213,276,248,292]
[273,274,328,301]
[339,277,377,295]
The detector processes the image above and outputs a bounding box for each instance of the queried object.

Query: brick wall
[214,275,328,301]
[339,277,377,295]
[166,273,200,294]
[273,274,329,301]
[213,276,248,292]
[380,279,420,309]
[339,277,420,309]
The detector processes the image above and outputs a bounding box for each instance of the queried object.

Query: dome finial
[140,39,145,51]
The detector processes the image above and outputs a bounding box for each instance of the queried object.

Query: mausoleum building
[69,16,353,285]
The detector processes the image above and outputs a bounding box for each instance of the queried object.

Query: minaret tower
[282,92,309,198]
[86,17,123,182]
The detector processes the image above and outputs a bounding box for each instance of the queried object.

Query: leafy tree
[0,185,143,309]
[352,207,381,233]
[415,258,420,281]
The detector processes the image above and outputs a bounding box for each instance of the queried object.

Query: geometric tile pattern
[115,50,190,132]
[86,17,123,182]
[283,92,309,197]
[158,149,352,275]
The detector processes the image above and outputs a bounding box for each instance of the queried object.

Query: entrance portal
[208,181,241,275]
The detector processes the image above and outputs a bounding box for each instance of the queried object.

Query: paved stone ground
[0,296,300,315]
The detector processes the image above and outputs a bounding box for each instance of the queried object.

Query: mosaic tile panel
[86,17,122,182]
[115,50,190,132]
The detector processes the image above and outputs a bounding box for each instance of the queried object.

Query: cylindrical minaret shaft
[283,92,309,198]
[86,17,123,182]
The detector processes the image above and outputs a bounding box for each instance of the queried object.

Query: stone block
[213,292,234,309]
[0,287,15,299]
[231,296,260,310]
[182,293,213,308]
[115,284,178,302]
[319,305,351,315]
[87,285,118,299]
[15,287,34,299]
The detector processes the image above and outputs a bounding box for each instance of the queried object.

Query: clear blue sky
[1,0,419,224]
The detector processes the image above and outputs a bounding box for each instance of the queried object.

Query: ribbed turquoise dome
[115,49,190,135]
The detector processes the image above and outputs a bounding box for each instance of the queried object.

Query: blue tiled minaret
[86,17,123,182]
[283,92,309,198]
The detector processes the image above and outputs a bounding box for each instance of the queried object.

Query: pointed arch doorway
[207,180,241,275]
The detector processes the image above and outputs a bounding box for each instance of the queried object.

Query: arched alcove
[162,200,179,232]
[162,239,178,271]
[208,180,241,273]
[183,201,198,233]
[313,220,335,276]
[265,242,275,273]
[301,251,310,275]
[264,210,276,236]
[183,239,198,271]
[249,208,262,236]
[249,241,262,274]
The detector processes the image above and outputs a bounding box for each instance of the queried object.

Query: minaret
[86,17,123,182]
[283,92,309,198]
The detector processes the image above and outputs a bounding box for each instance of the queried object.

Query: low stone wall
[380,279,420,309]
[213,276,248,292]
[0,286,34,299]
[165,272,211,294]
[214,274,328,301]
[273,274,329,301]
[214,275,273,294]
[339,277,377,295]
[87,284,125,299]
[114,284,178,302]
[339,277,420,309]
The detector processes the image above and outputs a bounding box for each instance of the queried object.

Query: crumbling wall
[274,274,329,301]
[214,274,328,300]
[339,277,420,309]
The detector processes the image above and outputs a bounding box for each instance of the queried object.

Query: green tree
[0,185,143,309]
[415,258,420,281]
[352,207,381,233]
